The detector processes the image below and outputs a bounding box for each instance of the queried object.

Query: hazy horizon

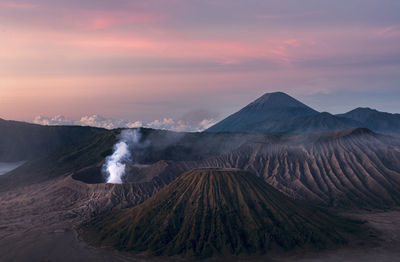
[1,0,400,127]
[1,91,399,131]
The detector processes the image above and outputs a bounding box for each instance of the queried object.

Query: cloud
[33,115,75,125]
[257,11,326,20]
[198,119,216,130]
[376,25,400,38]
[32,115,216,132]
[33,114,142,129]
[78,115,142,129]
[146,117,216,132]
[65,11,163,31]
[0,1,37,9]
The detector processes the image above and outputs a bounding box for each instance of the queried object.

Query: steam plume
[104,129,141,184]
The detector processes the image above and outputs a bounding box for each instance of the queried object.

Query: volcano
[205,92,318,133]
[206,92,400,136]
[83,169,360,258]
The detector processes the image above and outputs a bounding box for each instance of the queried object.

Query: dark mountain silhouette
[338,107,400,136]
[206,92,399,136]
[257,112,363,133]
[83,169,361,258]
[0,118,105,162]
[205,92,318,133]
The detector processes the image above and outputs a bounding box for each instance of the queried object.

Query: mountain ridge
[206,92,400,136]
[3,127,400,209]
[0,118,107,162]
[337,107,400,136]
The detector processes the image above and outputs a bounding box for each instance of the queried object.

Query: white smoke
[105,142,130,184]
[103,129,141,184]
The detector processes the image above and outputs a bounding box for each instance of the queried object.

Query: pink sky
[1,0,400,126]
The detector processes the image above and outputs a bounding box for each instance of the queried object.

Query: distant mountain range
[337,107,400,136]
[206,92,400,136]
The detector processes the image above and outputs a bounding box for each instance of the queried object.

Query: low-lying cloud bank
[33,115,215,132]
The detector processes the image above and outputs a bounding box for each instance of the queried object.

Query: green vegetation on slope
[83,169,361,258]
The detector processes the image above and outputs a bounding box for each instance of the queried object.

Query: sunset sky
[1,0,400,130]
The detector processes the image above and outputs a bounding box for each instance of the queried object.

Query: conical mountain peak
[249,92,312,109]
[206,92,318,133]
[83,169,360,258]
